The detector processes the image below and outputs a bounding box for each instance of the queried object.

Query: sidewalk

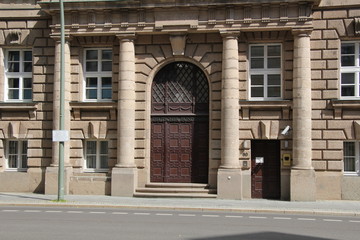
[1,192,360,216]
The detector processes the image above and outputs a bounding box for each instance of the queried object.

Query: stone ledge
[70,101,117,120]
[239,100,292,119]
[331,99,360,119]
[0,102,38,119]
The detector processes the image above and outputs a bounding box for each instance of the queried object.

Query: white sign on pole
[52,130,69,142]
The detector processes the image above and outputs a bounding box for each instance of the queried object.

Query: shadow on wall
[191,232,333,240]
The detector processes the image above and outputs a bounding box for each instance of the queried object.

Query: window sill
[70,101,117,120]
[331,99,360,119]
[0,102,38,119]
[239,100,292,119]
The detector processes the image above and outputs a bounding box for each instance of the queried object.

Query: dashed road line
[156,213,173,216]
[202,214,219,218]
[274,217,292,220]
[45,210,62,213]
[24,210,41,213]
[225,215,243,218]
[2,210,20,212]
[67,211,83,214]
[298,218,316,221]
[89,211,106,214]
[323,219,343,222]
[349,220,360,223]
[249,216,267,219]
[134,212,151,216]
[112,212,128,215]
[179,214,196,217]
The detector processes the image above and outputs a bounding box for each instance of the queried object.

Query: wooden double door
[150,62,209,183]
[251,140,281,199]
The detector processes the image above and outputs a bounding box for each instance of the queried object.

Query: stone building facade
[0,0,360,201]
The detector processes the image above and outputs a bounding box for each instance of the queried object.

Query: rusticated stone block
[323,10,348,19]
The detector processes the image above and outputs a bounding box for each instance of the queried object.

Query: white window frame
[84,140,109,172]
[4,49,32,102]
[83,48,112,102]
[5,140,28,171]
[249,43,282,100]
[343,141,360,176]
[340,42,360,99]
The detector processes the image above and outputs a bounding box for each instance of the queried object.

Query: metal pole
[58,0,65,201]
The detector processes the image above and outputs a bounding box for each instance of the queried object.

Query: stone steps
[134,183,217,198]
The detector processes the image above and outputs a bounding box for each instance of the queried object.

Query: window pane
[21,141,28,168]
[268,87,281,97]
[23,90,32,100]
[102,61,112,71]
[341,73,355,84]
[268,75,281,85]
[8,90,19,99]
[102,77,112,88]
[341,43,355,55]
[86,141,96,154]
[24,51,32,61]
[24,78,32,88]
[86,62,98,72]
[22,141,28,154]
[86,90,97,99]
[8,155,17,168]
[86,50,98,60]
[100,141,108,154]
[344,142,356,172]
[8,51,20,61]
[24,62,32,72]
[8,78,19,88]
[100,156,108,169]
[86,78,98,87]
[251,87,264,97]
[251,46,264,57]
[341,56,355,67]
[9,141,18,154]
[268,45,281,56]
[102,50,112,60]
[251,58,264,69]
[268,57,281,68]
[102,89,112,99]
[87,156,96,168]
[8,63,20,72]
[251,75,264,85]
[342,86,355,96]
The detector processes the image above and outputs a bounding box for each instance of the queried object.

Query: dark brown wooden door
[251,140,281,199]
[151,62,209,183]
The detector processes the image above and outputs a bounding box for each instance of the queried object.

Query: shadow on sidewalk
[192,232,334,240]
[0,193,50,201]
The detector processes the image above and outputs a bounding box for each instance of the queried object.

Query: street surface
[0,206,359,240]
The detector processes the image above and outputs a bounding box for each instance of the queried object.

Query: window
[5,50,32,101]
[249,44,282,100]
[85,140,109,171]
[343,142,360,175]
[84,49,112,101]
[341,42,360,98]
[6,140,28,171]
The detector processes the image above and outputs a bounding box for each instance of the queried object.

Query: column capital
[219,30,240,39]
[116,32,136,41]
[292,27,313,37]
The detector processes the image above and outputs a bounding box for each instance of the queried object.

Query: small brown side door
[251,140,281,199]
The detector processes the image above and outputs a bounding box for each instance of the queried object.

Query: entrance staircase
[134,183,217,198]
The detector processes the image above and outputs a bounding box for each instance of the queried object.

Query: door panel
[251,140,281,199]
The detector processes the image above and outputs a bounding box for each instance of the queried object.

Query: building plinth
[111,167,137,197]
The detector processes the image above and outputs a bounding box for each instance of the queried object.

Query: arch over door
[151,62,209,183]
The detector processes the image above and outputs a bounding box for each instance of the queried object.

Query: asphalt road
[0,206,359,240]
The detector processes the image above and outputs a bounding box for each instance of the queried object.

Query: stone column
[45,36,72,194]
[217,30,242,200]
[291,29,316,201]
[111,33,137,196]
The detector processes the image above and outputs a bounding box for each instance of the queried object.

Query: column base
[111,167,137,197]
[44,166,72,195]
[290,168,316,201]
[217,168,242,200]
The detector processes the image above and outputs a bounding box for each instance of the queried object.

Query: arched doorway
[151,62,209,183]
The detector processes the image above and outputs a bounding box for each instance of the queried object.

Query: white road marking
[89,211,106,214]
[134,213,150,215]
[112,212,128,215]
[24,210,42,213]
[179,214,196,217]
[225,215,243,218]
[323,219,343,222]
[349,220,360,223]
[156,213,173,216]
[2,210,20,212]
[45,210,62,213]
[298,218,316,221]
[249,216,267,219]
[202,215,219,218]
[274,217,292,220]
[67,211,83,214]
